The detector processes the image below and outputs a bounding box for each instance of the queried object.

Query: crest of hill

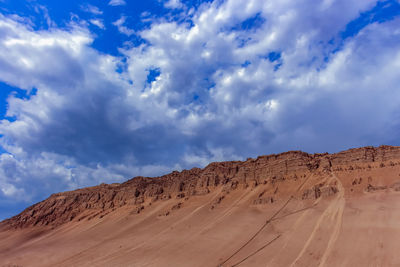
[2,145,400,229]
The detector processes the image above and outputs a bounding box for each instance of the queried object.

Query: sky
[0,0,400,220]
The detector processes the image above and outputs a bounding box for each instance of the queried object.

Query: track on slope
[218,174,314,266]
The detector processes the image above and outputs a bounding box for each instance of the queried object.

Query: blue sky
[0,0,400,220]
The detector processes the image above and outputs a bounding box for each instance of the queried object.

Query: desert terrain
[2,146,400,266]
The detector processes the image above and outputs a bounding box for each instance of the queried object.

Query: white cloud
[164,0,184,9]
[34,5,56,28]
[81,4,103,15]
[90,19,105,29]
[112,16,134,36]
[108,0,126,7]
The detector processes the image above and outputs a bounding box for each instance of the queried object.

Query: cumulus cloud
[108,0,126,7]
[0,0,400,216]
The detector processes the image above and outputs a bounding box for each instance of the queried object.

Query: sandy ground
[2,165,400,267]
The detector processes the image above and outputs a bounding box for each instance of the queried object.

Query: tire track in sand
[219,174,315,267]
[290,173,345,267]
[318,173,345,267]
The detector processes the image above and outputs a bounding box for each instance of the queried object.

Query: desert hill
[2,145,400,266]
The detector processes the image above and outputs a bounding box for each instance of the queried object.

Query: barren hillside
[2,145,400,266]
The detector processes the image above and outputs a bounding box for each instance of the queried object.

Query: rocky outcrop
[302,184,338,200]
[3,145,400,228]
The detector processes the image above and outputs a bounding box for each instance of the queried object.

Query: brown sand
[1,146,400,266]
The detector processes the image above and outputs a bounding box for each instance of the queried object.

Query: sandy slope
[2,153,400,266]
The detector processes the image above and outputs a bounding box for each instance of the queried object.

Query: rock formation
[3,145,400,229]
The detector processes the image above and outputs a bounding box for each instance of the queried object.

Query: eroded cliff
[3,145,400,229]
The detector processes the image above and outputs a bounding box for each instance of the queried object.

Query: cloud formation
[164,0,184,9]
[90,19,105,29]
[0,0,400,218]
[81,4,103,15]
[113,16,135,36]
[108,0,126,7]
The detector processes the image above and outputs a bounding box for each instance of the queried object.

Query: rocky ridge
[3,145,400,229]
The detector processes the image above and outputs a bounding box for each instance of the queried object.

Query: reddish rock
[3,145,400,229]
